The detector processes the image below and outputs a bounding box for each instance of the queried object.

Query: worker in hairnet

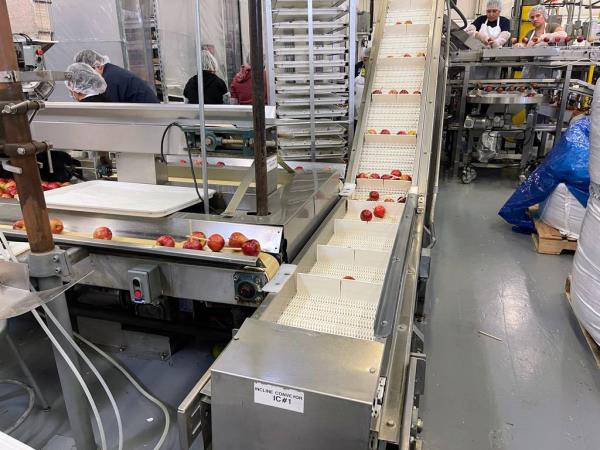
[184,50,229,105]
[354,46,370,118]
[465,0,512,48]
[65,63,108,102]
[74,49,159,103]
[523,5,567,47]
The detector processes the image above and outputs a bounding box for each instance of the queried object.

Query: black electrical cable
[187,147,203,203]
[450,0,468,30]
[13,33,33,43]
[159,121,185,163]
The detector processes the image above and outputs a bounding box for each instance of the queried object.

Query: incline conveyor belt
[277,0,436,341]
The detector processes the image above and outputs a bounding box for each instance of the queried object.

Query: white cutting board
[44,180,214,218]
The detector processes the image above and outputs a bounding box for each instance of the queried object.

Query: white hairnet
[202,50,219,72]
[529,4,548,20]
[65,63,107,97]
[73,49,110,68]
[486,0,502,10]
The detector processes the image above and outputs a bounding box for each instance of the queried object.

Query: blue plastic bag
[499,116,591,233]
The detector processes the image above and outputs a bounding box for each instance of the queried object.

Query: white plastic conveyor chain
[278,0,432,340]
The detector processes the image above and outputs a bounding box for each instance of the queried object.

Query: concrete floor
[421,171,600,450]
[2,172,599,449]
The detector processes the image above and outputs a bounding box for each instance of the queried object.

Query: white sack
[540,183,586,240]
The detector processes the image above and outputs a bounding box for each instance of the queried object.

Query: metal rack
[265,0,357,161]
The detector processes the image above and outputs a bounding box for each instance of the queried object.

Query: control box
[127,264,162,305]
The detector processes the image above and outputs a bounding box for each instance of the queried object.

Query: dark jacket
[81,93,110,102]
[184,71,228,104]
[102,63,159,103]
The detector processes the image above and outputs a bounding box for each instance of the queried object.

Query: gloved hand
[476,31,490,44]
[465,24,477,36]
[492,31,511,48]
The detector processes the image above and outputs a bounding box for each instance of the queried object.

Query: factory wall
[7,0,52,40]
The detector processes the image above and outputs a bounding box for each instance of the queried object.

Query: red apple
[496,87,505,93]
[388,89,399,94]
[380,129,391,135]
[391,169,402,178]
[1,193,12,199]
[400,174,412,181]
[156,235,176,247]
[47,182,61,190]
[395,21,403,25]
[188,231,207,250]
[381,174,393,180]
[216,161,226,167]
[554,36,562,43]
[398,195,407,203]
[12,219,25,230]
[577,35,584,42]
[373,205,386,219]
[543,36,550,43]
[183,239,204,250]
[93,226,112,240]
[5,180,16,189]
[241,239,261,257]
[405,20,413,24]
[179,159,187,165]
[228,232,248,248]
[413,90,421,94]
[484,86,494,92]
[368,191,380,201]
[6,187,17,197]
[511,37,518,45]
[49,218,64,234]
[397,130,407,135]
[532,37,539,43]
[357,172,368,179]
[360,209,373,222]
[367,128,378,134]
[295,166,304,171]
[399,89,409,94]
[41,181,51,191]
[369,173,381,179]
[403,53,412,57]
[565,36,572,43]
[372,89,382,94]
[343,275,355,280]
[522,37,529,44]
[208,234,225,252]
[384,198,395,202]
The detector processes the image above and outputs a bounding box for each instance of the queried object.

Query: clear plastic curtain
[156,0,227,99]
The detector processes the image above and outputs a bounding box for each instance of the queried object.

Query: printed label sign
[253,382,304,413]
[267,155,278,172]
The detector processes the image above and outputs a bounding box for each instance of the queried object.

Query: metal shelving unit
[265,0,357,161]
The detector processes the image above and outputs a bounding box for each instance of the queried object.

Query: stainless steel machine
[177,0,446,448]
[446,46,596,183]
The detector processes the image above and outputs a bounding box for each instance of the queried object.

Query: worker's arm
[538,24,567,45]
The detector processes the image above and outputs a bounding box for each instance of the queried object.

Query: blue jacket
[102,63,159,103]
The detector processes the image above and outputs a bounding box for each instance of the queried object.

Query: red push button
[134,290,142,298]
[35,49,44,56]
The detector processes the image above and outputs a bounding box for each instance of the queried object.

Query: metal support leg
[38,276,96,450]
[555,64,573,142]
[6,334,50,410]
[452,65,471,178]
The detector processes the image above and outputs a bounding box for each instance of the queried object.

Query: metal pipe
[248,0,269,216]
[0,1,53,253]
[39,277,98,450]
[193,0,210,214]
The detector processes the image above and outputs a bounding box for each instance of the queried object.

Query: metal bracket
[0,159,23,175]
[27,248,72,278]
[417,195,426,214]
[372,376,386,419]
[0,70,70,84]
